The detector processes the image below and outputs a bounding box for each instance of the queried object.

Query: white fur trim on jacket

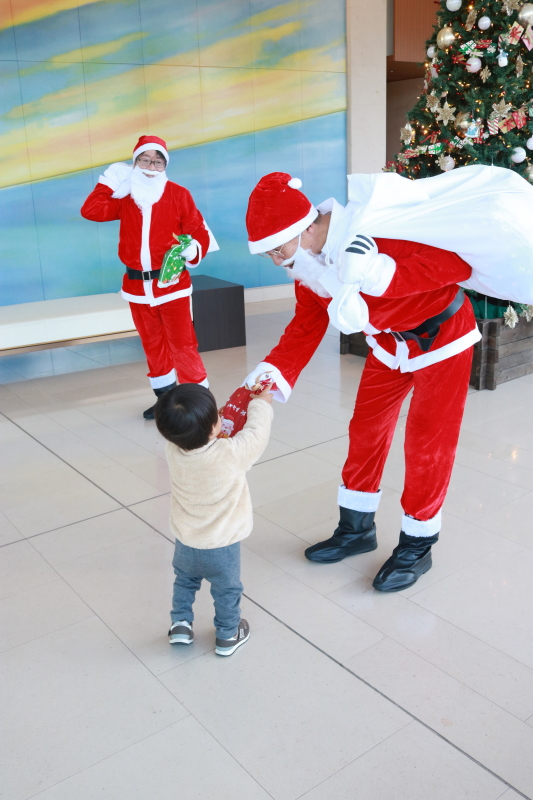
[248,206,318,254]
[402,510,441,537]
[338,486,382,512]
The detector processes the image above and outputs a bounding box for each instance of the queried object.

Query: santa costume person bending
[243,171,482,592]
[81,135,218,419]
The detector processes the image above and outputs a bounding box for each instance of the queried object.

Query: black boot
[143,382,177,420]
[372,530,439,592]
[304,507,377,563]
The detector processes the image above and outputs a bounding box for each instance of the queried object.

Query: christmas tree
[389,0,533,324]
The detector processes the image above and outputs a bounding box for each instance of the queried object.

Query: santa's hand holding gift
[243,168,533,592]
[81,135,219,419]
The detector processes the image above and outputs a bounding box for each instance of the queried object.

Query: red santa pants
[342,346,473,521]
[130,297,207,388]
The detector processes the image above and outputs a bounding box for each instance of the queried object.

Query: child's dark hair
[154,384,219,450]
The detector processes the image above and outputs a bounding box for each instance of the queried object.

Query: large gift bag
[218,373,276,438]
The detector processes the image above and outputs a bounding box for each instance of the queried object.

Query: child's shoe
[215,619,250,656]
[168,620,193,645]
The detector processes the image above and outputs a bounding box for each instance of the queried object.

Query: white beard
[129,166,168,211]
[284,248,331,298]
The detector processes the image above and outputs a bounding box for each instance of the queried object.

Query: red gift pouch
[218,373,277,438]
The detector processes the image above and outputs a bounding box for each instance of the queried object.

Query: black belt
[392,289,465,353]
[127,267,161,281]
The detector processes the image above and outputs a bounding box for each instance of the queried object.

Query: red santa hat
[246,172,318,254]
[133,135,170,165]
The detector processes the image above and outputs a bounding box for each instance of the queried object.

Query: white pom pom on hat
[287,177,302,189]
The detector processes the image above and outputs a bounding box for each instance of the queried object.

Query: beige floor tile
[248,573,384,664]
[328,577,533,721]
[275,547,359,595]
[410,543,533,669]
[501,465,533,491]
[160,622,409,800]
[0,416,27,442]
[0,435,63,485]
[0,578,93,652]
[0,465,120,537]
[346,637,533,797]
[467,406,533,451]
[300,720,505,800]
[453,444,517,478]
[241,543,286,586]
[0,540,59,599]
[255,436,296,464]
[270,403,348,449]
[441,462,529,523]
[458,428,521,461]
[305,435,349,468]
[129,493,172,536]
[0,616,188,800]
[31,508,152,565]
[474,491,533,549]
[0,510,22,546]
[247,450,339,508]
[255,477,340,535]
[496,791,527,800]
[294,377,355,407]
[34,716,272,800]
[245,514,304,561]
[289,387,354,424]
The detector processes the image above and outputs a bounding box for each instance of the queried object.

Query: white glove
[180,240,198,263]
[99,162,132,192]
[242,362,291,403]
[337,234,396,297]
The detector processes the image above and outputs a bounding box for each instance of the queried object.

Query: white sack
[346,165,533,304]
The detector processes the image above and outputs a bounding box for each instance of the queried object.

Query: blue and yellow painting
[0,0,347,305]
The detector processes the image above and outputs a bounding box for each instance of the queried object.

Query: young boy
[155,383,273,656]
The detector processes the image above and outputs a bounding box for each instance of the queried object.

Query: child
[155,382,273,656]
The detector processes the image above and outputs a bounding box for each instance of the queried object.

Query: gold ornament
[436,101,457,126]
[480,66,491,82]
[517,55,524,76]
[501,0,521,13]
[493,98,512,116]
[520,304,533,322]
[400,123,414,145]
[524,163,533,182]
[426,93,440,112]
[465,9,477,30]
[454,111,474,137]
[518,3,533,25]
[503,305,519,328]
[436,26,456,49]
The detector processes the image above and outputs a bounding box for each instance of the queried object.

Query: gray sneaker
[215,619,250,657]
[168,620,193,645]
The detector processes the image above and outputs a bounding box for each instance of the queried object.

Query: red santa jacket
[262,238,480,399]
[81,181,211,306]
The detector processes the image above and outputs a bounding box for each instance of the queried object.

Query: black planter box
[191,275,246,353]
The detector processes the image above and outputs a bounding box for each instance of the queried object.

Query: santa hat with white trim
[133,135,170,165]
[246,172,318,254]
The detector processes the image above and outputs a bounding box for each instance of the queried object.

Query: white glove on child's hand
[100,162,132,192]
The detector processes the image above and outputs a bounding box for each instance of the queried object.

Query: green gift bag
[158,234,193,287]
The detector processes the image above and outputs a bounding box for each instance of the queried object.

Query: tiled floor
[1,298,532,800]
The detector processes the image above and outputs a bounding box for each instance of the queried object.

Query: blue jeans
[171,539,243,640]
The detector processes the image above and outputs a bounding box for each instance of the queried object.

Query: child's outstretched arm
[230,385,273,469]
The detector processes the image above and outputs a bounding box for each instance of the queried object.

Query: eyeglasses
[258,246,287,259]
[136,157,166,170]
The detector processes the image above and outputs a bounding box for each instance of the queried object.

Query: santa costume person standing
[81,135,218,419]
[243,171,482,592]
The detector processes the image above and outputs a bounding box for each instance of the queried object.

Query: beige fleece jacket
[166,398,273,549]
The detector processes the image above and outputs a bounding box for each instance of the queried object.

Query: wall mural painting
[0,0,347,305]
